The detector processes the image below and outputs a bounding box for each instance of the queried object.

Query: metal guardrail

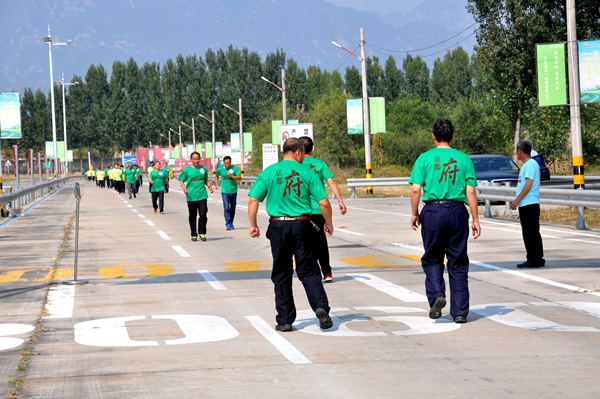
[0,176,86,218]
[347,177,410,198]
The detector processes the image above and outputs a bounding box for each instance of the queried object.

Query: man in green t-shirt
[178,151,214,241]
[162,161,170,193]
[149,167,168,214]
[215,155,242,230]
[408,119,481,324]
[123,164,138,199]
[248,137,334,332]
[300,136,347,283]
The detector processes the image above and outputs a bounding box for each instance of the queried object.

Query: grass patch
[539,207,600,229]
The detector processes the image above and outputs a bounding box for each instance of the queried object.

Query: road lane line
[345,206,412,217]
[127,205,132,208]
[172,246,190,257]
[245,315,311,365]
[337,228,364,236]
[137,214,146,219]
[157,230,171,240]
[132,209,138,212]
[197,270,227,290]
[44,285,75,318]
[145,220,155,227]
[347,273,427,302]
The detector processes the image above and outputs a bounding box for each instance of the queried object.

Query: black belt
[269,215,311,222]
[424,200,463,205]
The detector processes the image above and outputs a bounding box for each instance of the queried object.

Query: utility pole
[360,28,373,194]
[282,69,287,124]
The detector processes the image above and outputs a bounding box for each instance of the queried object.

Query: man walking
[248,137,334,332]
[124,164,138,199]
[510,140,545,268]
[149,166,167,214]
[409,119,481,324]
[215,155,242,230]
[179,151,214,242]
[300,136,347,282]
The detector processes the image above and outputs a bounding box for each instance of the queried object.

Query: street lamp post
[181,118,196,149]
[332,28,373,194]
[261,69,287,124]
[198,110,216,172]
[161,132,171,149]
[42,26,71,177]
[169,127,182,148]
[223,99,245,176]
[58,73,79,175]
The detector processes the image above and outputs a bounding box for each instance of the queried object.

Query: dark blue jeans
[420,202,470,318]
[221,193,237,225]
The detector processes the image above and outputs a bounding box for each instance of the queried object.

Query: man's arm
[179,180,188,194]
[214,173,220,189]
[248,197,261,238]
[466,185,481,239]
[510,179,533,210]
[410,184,422,231]
[326,178,347,215]
[318,198,334,236]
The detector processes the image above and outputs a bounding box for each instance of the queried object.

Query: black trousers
[266,220,330,325]
[518,204,545,265]
[310,214,331,276]
[152,191,164,212]
[187,200,208,236]
[420,202,470,318]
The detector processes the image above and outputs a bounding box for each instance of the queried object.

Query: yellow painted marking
[33,268,74,282]
[98,264,174,279]
[573,156,584,166]
[341,256,411,268]
[0,270,34,283]
[224,260,272,272]
[395,255,422,263]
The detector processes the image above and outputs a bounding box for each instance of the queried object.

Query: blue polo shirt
[516,159,540,206]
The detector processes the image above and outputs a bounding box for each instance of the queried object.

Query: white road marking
[137,214,146,219]
[44,285,75,318]
[145,220,155,227]
[132,209,138,213]
[337,228,364,236]
[346,206,412,217]
[347,273,427,302]
[197,270,227,290]
[124,201,128,204]
[245,315,311,365]
[157,230,171,240]
[172,246,190,257]
[127,205,132,208]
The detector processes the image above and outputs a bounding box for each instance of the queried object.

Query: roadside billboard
[579,39,600,104]
[0,93,22,139]
[536,43,568,106]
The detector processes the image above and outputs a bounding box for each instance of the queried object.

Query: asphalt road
[1,181,599,398]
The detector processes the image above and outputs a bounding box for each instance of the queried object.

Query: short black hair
[432,119,454,143]
[516,140,532,155]
[223,155,232,162]
[300,136,313,154]
[283,137,304,154]
[190,151,201,159]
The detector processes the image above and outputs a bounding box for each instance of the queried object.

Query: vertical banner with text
[579,40,600,104]
[536,43,568,106]
[369,97,386,133]
[0,93,22,139]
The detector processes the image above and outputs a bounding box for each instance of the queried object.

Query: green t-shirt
[408,147,477,203]
[149,170,167,192]
[123,168,137,184]
[178,165,209,201]
[249,160,327,217]
[161,167,170,179]
[303,156,334,215]
[135,168,142,181]
[216,165,241,194]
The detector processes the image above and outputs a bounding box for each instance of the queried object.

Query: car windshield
[472,157,519,173]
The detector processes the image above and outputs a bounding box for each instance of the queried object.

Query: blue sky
[325,0,427,15]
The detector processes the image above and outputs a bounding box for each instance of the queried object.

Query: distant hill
[0,0,475,92]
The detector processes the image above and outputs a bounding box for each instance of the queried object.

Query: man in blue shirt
[510,140,545,268]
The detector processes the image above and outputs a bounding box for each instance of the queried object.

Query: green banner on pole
[57,141,66,161]
[369,97,386,133]
[205,142,213,158]
[243,132,253,153]
[536,43,568,106]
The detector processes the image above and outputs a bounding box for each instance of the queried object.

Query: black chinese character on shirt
[438,158,459,185]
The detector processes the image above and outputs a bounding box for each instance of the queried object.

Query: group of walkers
[86,164,144,198]
[81,120,543,333]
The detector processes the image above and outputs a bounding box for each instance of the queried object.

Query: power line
[367,23,477,53]
[285,44,361,85]
[366,31,476,61]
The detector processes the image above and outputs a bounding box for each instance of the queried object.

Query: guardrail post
[484,199,493,218]
[575,188,588,230]
[351,186,357,199]
[504,182,513,216]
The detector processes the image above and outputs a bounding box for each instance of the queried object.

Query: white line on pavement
[145,220,155,227]
[347,273,427,302]
[197,270,227,290]
[44,285,75,318]
[337,228,364,236]
[127,205,132,208]
[132,209,138,212]
[157,230,171,240]
[137,214,146,219]
[346,206,412,218]
[245,315,311,365]
[172,246,190,257]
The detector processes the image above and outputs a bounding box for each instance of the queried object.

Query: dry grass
[539,207,600,229]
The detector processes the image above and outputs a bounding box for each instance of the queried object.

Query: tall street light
[261,69,287,124]
[181,118,196,149]
[332,28,373,194]
[169,127,182,148]
[161,132,171,149]
[198,111,216,172]
[223,99,245,176]
[57,73,79,175]
[42,26,71,176]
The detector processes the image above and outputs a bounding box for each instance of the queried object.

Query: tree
[430,47,473,107]
[403,54,430,102]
